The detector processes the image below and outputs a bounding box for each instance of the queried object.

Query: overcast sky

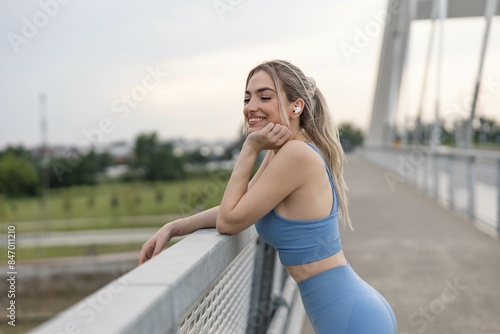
[1,0,498,149]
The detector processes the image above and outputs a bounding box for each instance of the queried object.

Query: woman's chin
[248,123,268,133]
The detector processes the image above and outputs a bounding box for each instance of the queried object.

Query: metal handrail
[30,227,257,334]
[29,225,305,334]
[358,144,500,237]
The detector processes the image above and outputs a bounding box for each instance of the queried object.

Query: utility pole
[40,93,51,233]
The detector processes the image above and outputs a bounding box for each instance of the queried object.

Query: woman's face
[244,70,289,134]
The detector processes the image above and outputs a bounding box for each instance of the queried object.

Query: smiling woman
[139,60,397,334]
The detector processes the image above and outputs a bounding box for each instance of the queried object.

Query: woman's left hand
[246,123,293,152]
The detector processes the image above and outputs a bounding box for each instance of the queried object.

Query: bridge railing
[358,144,500,237]
[30,226,305,334]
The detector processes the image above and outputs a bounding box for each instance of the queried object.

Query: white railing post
[247,237,277,334]
[433,152,439,199]
[497,158,500,235]
[448,154,454,210]
[466,156,476,221]
[358,144,499,236]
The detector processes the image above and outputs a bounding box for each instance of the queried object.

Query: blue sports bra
[254,142,342,266]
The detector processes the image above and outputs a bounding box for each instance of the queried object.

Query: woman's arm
[217,140,261,223]
[139,149,274,265]
[248,150,273,190]
[174,205,219,234]
[217,124,307,235]
[139,206,219,264]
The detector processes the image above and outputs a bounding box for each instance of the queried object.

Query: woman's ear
[291,99,305,118]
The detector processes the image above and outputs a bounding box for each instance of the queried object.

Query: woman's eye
[244,96,270,103]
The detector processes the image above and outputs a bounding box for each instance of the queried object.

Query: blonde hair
[245,60,354,230]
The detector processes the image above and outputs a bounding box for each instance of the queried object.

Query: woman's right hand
[246,122,292,152]
[138,222,178,265]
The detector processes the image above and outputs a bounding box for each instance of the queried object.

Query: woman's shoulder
[277,140,315,155]
[274,140,328,187]
[274,140,321,165]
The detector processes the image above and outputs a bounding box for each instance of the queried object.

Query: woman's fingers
[280,127,293,142]
[247,122,292,150]
[269,124,291,145]
[138,242,154,265]
[276,125,291,138]
[138,230,172,265]
[152,238,166,257]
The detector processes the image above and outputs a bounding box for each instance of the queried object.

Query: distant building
[103,164,129,179]
[104,141,133,164]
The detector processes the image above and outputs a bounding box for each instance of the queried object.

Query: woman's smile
[248,117,267,125]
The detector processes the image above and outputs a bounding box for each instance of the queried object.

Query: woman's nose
[245,97,257,112]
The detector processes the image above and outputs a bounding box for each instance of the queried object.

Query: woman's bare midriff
[283,249,348,284]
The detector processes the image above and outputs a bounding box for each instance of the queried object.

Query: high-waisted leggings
[297,262,397,334]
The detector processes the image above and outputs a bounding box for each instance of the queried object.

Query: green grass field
[0,240,180,261]
[0,214,185,233]
[0,169,246,261]
[0,174,229,226]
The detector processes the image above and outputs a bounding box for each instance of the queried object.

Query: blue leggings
[297,262,397,334]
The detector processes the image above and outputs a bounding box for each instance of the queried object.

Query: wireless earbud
[293,106,301,114]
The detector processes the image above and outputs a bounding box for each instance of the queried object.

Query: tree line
[0,123,366,198]
[0,132,187,197]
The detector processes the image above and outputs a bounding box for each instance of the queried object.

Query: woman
[139,60,397,334]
